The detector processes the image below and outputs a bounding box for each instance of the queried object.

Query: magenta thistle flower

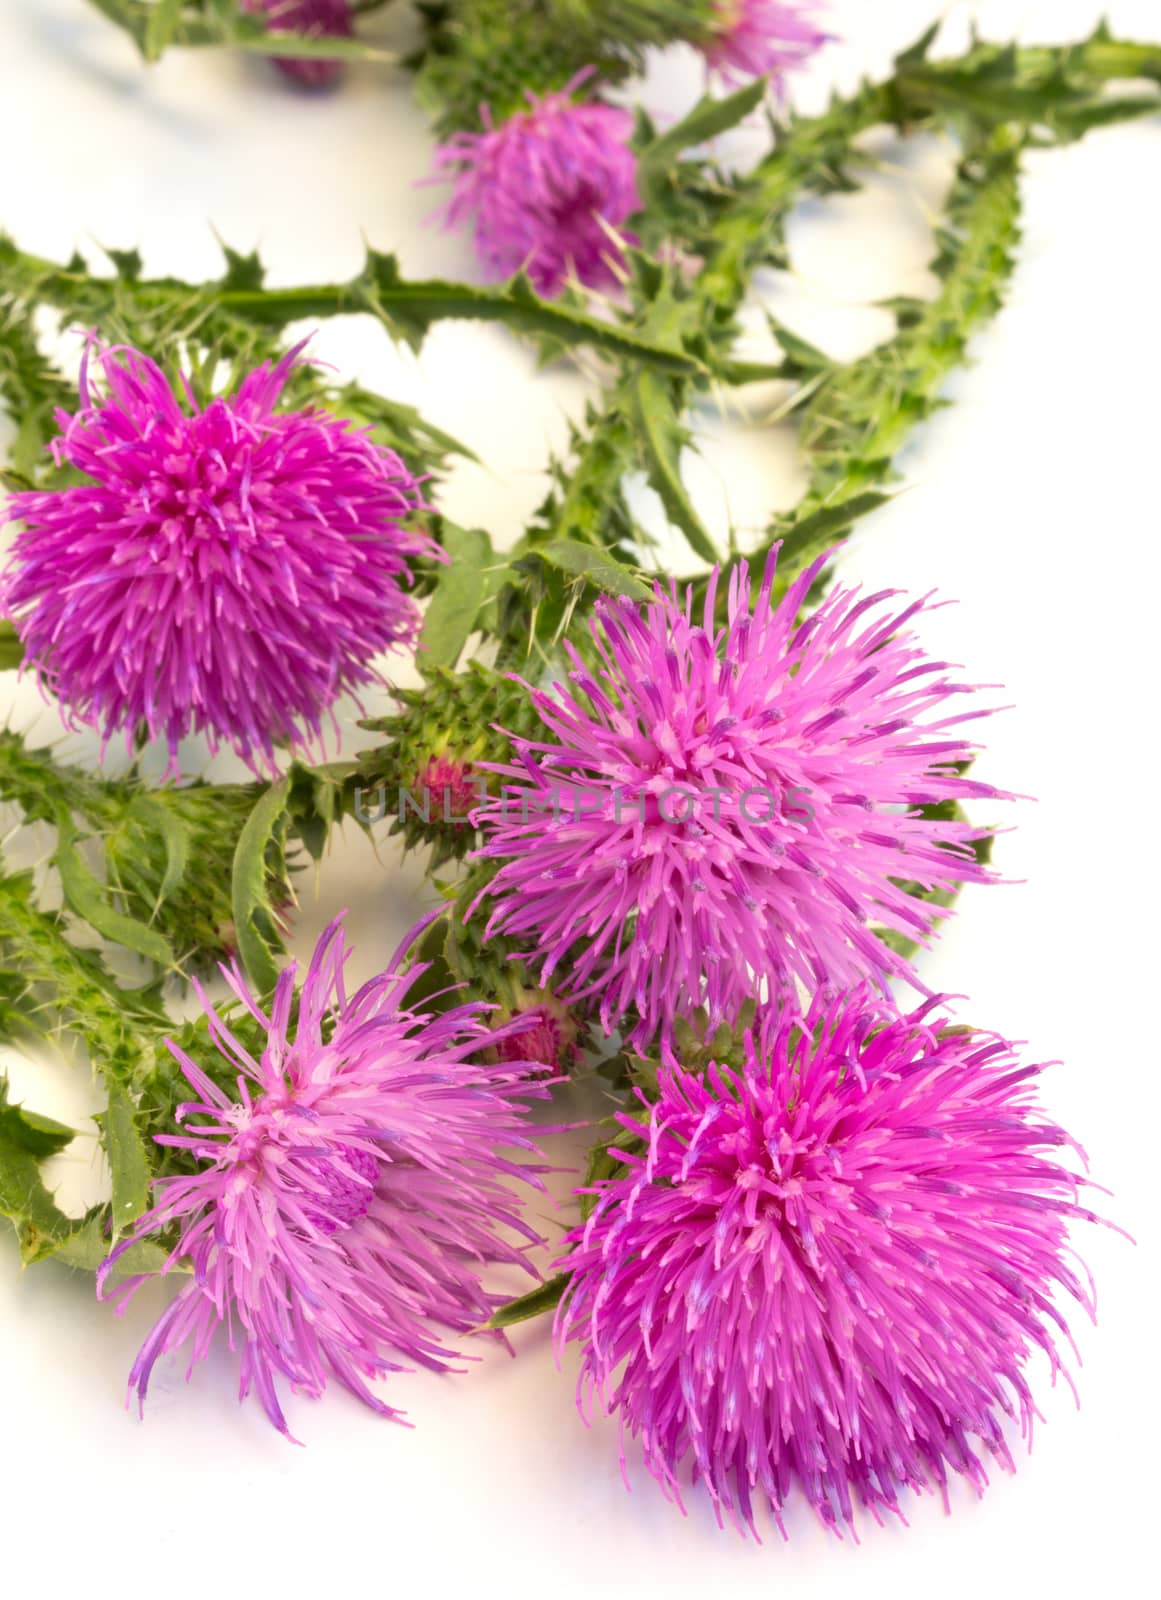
[415,752,482,823]
[431,73,640,297]
[97,915,548,1437]
[494,989,580,1076]
[1,339,437,777]
[473,551,1005,1044]
[241,0,353,87]
[703,0,831,88]
[556,988,1106,1536]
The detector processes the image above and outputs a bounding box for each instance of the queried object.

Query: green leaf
[285,758,349,860]
[228,28,396,66]
[766,314,833,373]
[0,622,23,672]
[128,793,191,907]
[48,1210,170,1274]
[631,369,719,565]
[85,0,398,63]
[98,1081,153,1236]
[0,1129,73,1263]
[53,809,176,969]
[0,1078,75,1160]
[775,491,893,568]
[1050,93,1161,138]
[359,253,705,374]
[533,540,653,602]
[419,524,493,671]
[487,1273,569,1329]
[230,779,292,993]
[638,77,768,185]
[895,20,943,68]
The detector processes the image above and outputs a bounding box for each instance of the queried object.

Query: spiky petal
[703,0,831,88]
[431,73,640,297]
[97,915,547,1436]
[557,988,1105,1536]
[241,0,354,87]
[1,339,437,777]
[473,550,1005,1045]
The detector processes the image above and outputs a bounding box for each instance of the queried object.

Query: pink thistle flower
[473,550,1005,1045]
[241,0,354,87]
[414,752,483,824]
[97,915,548,1437]
[556,988,1108,1537]
[703,0,831,89]
[431,73,640,297]
[493,988,580,1076]
[1,339,437,777]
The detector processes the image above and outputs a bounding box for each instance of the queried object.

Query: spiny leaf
[230,779,292,994]
[127,793,192,907]
[774,491,893,570]
[53,809,176,969]
[631,369,719,565]
[98,1080,153,1237]
[766,314,833,374]
[0,864,166,1084]
[420,524,494,670]
[360,253,706,374]
[48,1210,170,1274]
[86,0,397,63]
[487,1273,569,1329]
[637,76,768,200]
[895,20,943,68]
[532,539,653,601]
[0,1128,74,1263]
[0,1078,75,1160]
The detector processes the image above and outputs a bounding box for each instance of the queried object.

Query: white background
[1,0,1159,1595]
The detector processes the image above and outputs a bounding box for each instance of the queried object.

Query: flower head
[703,0,830,88]
[414,752,484,824]
[242,0,353,87]
[1,339,436,776]
[493,986,580,1076]
[473,551,1004,1044]
[556,988,1105,1536]
[98,915,547,1436]
[432,73,640,297]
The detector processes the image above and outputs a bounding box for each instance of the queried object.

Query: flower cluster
[1,1,1127,1551]
[474,551,1003,1044]
[99,916,549,1436]
[1,340,436,777]
[557,987,1103,1536]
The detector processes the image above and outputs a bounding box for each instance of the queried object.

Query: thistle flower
[493,987,580,1076]
[556,988,1105,1536]
[703,0,831,88]
[473,550,1004,1044]
[1,339,436,777]
[242,0,353,87]
[431,72,640,297]
[97,915,547,1436]
[414,752,484,825]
